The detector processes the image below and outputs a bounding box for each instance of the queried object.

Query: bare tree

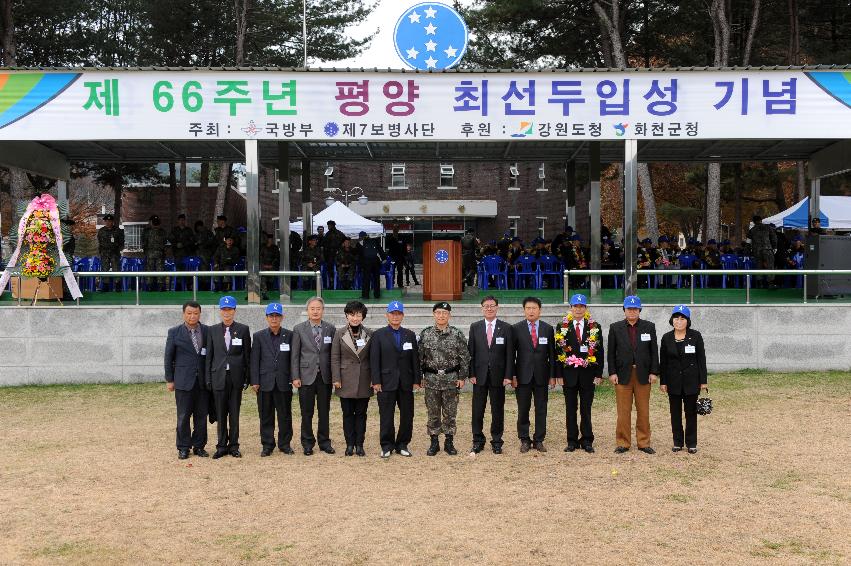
[0,0,15,66]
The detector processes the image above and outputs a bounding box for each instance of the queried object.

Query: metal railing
[563,268,851,305]
[8,269,322,306]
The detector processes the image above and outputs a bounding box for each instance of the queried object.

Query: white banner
[0,70,849,141]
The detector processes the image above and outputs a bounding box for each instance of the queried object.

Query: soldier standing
[143,215,167,291]
[460,229,478,289]
[97,214,124,291]
[335,238,358,290]
[300,235,323,290]
[419,302,470,456]
[170,214,196,265]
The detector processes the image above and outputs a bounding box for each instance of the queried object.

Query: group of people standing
[164,294,709,460]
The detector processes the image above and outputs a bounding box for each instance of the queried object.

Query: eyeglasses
[481,304,497,309]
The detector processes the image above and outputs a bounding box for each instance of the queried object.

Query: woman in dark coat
[331,300,373,456]
[659,305,708,454]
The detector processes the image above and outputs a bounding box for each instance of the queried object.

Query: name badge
[538,337,548,344]
[232,337,243,346]
[324,336,332,344]
[495,337,505,345]
[356,338,366,347]
[580,345,589,353]
[684,345,696,354]
[402,342,413,351]
[280,343,290,352]
[640,333,651,342]
[200,347,207,355]
[110,236,115,243]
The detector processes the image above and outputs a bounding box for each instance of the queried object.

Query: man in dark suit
[250,303,294,457]
[358,231,386,300]
[512,296,557,453]
[467,295,514,454]
[370,301,421,458]
[205,295,251,459]
[557,294,604,454]
[607,295,660,454]
[290,297,337,455]
[164,301,209,460]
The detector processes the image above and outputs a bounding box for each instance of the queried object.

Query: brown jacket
[331,326,373,399]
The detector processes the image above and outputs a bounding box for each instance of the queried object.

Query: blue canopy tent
[763,196,839,228]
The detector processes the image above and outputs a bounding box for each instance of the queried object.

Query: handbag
[696,387,712,416]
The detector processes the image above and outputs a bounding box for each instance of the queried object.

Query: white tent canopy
[763,196,851,229]
[290,201,384,237]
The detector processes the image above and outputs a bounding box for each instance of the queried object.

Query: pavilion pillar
[566,160,576,230]
[809,178,821,225]
[589,142,602,299]
[301,159,312,239]
[278,142,291,299]
[244,139,261,303]
[57,179,68,210]
[623,140,639,297]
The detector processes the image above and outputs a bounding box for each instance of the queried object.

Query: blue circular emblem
[435,249,449,264]
[324,122,339,137]
[394,2,468,70]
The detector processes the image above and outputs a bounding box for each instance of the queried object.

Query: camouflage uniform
[97,225,124,290]
[143,225,168,290]
[170,225,196,261]
[335,245,358,290]
[300,242,323,290]
[214,244,242,291]
[418,325,470,436]
[259,242,280,294]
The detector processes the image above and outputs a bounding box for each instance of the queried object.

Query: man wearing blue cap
[557,294,604,454]
[607,295,659,454]
[370,301,421,458]
[250,303,294,457]
[205,296,251,458]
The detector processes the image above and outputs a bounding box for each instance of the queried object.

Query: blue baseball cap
[265,303,283,316]
[569,293,588,306]
[219,295,237,309]
[671,304,691,319]
[658,236,669,243]
[623,295,642,309]
[386,301,404,313]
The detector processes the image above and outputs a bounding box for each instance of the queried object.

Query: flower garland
[21,208,57,278]
[554,311,600,367]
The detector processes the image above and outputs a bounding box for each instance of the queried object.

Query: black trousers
[213,371,243,451]
[299,379,332,450]
[403,261,419,285]
[377,389,414,452]
[360,261,381,299]
[175,380,208,451]
[393,257,405,288]
[471,379,505,447]
[258,388,293,450]
[340,397,370,447]
[516,383,548,442]
[564,383,595,447]
[668,393,699,448]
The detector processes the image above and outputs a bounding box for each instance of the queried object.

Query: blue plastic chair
[514,255,540,289]
[231,258,246,290]
[676,254,700,289]
[720,254,739,288]
[380,258,395,290]
[480,255,509,290]
[792,252,805,288]
[537,254,563,289]
[181,256,202,291]
[163,259,178,291]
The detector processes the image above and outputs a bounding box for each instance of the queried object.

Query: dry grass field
[1,370,850,565]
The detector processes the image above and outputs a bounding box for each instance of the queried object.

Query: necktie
[224,326,231,350]
[575,321,582,342]
[190,327,200,353]
[314,326,322,349]
[486,321,493,347]
[530,322,537,347]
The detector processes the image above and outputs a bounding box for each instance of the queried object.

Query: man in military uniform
[97,214,124,291]
[259,232,280,300]
[143,215,168,291]
[335,238,358,290]
[748,215,777,288]
[321,220,346,287]
[460,229,478,289]
[300,235,323,290]
[214,235,242,292]
[213,215,236,252]
[703,239,722,288]
[419,302,471,456]
[170,214,196,265]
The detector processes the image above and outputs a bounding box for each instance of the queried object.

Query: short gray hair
[306,296,325,308]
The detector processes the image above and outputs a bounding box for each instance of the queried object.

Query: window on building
[324,163,335,190]
[537,163,546,191]
[391,163,406,188]
[509,163,519,189]
[508,217,519,238]
[439,163,455,187]
[121,222,147,252]
[537,217,546,239]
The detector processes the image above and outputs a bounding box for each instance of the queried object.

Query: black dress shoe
[584,445,595,454]
[355,445,366,457]
[687,447,698,454]
[614,446,629,454]
[178,450,190,460]
[345,446,354,456]
[564,444,577,452]
[672,446,683,453]
[492,446,503,454]
[303,448,314,456]
[520,441,531,453]
[533,441,547,453]
[470,444,484,454]
[279,446,294,455]
[193,448,209,457]
[638,447,656,455]
[212,450,228,459]
[320,446,336,455]
[261,448,273,457]
[230,449,242,458]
